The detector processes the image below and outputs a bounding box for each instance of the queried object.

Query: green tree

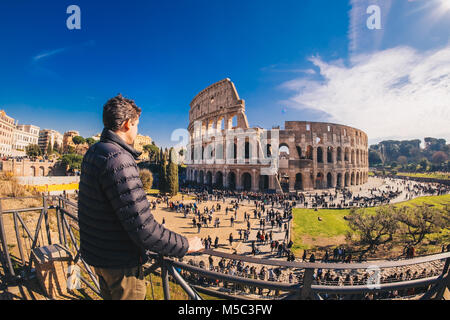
[396,206,447,246]
[347,206,398,258]
[86,137,96,146]
[25,144,42,158]
[158,149,167,194]
[72,136,86,145]
[66,145,76,154]
[143,144,160,163]
[369,150,382,166]
[61,154,83,173]
[166,148,179,196]
[431,151,448,164]
[47,141,53,155]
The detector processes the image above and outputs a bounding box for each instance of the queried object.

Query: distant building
[13,124,40,157]
[62,130,80,153]
[133,134,152,160]
[38,129,63,153]
[0,110,17,157]
[92,133,101,141]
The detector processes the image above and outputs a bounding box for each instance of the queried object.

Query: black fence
[0,195,449,300]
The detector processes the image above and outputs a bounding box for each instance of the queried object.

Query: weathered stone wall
[0,159,65,177]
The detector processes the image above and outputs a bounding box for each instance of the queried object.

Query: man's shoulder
[85,141,132,162]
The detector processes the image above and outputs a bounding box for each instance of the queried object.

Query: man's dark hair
[103,94,142,131]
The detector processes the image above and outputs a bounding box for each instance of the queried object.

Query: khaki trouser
[94,265,147,300]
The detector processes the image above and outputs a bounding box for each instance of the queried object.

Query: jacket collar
[100,128,142,160]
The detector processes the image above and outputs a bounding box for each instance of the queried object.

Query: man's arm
[99,152,188,257]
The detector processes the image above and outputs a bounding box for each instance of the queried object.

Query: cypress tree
[167,148,179,196]
[47,141,53,155]
[158,149,167,194]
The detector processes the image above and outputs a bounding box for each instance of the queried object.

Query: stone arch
[228,171,236,190]
[215,171,223,187]
[326,172,333,188]
[242,172,252,191]
[279,143,290,153]
[295,173,303,190]
[327,146,333,163]
[206,171,213,185]
[199,170,204,184]
[31,166,36,177]
[193,170,198,182]
[351,149,355,164]
[345,172,349,187]
[259,175,269,191]
[306,145,313,160]
[336,172,343,188]
[345,147,350,162]
[315,172,324,189]
[337,147,342,162]
[39,166,45,177]
[317,147,324,163]
[279,171,290,193]
[351,172,355,185]
[296,146,302,159]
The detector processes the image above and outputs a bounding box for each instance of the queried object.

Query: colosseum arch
[315,172,325,189]
[228,172,236,190]
[345,172,350,187]
[337,147,342,162]
[259,174,269,191]
[215,171,224,187]
[295,173,303,190]
[306,145,313,160]
[344,148,349,162]
[336,172,343,188]
[317,147,324,163]
[326,172,333,188]
[327,146,333,163]
[206,171,213,185]
[242,172,252,191]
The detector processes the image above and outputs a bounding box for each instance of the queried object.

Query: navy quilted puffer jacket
[78,128,188,268]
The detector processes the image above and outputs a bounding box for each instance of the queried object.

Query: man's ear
[122,119,131,131]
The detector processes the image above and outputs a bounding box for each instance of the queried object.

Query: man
[78,94,202,300]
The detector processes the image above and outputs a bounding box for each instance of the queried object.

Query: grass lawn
[396,172,450,181]
[291,194,450,255]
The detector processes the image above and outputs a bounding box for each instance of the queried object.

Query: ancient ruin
[186,79,369,193]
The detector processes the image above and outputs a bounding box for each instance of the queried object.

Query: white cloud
[280,45,450,142]
[32,48,66,62]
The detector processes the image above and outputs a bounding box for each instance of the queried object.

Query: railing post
[0,201,15,279]
[435,257,450,300]
[300,267,315,300]
[13,212,25,267]
[43,196,52,245]
[161,257,171,300]
[56,204,63,245]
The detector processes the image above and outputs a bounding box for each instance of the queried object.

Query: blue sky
[1,0,449,147]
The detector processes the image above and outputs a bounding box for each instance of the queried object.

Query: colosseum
[185,79,369,193]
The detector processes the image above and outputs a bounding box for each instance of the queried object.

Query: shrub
[139,169,153,192]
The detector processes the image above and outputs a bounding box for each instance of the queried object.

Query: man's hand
[187,237,204,253]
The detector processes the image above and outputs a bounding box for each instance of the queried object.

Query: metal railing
[0,195,449,300]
